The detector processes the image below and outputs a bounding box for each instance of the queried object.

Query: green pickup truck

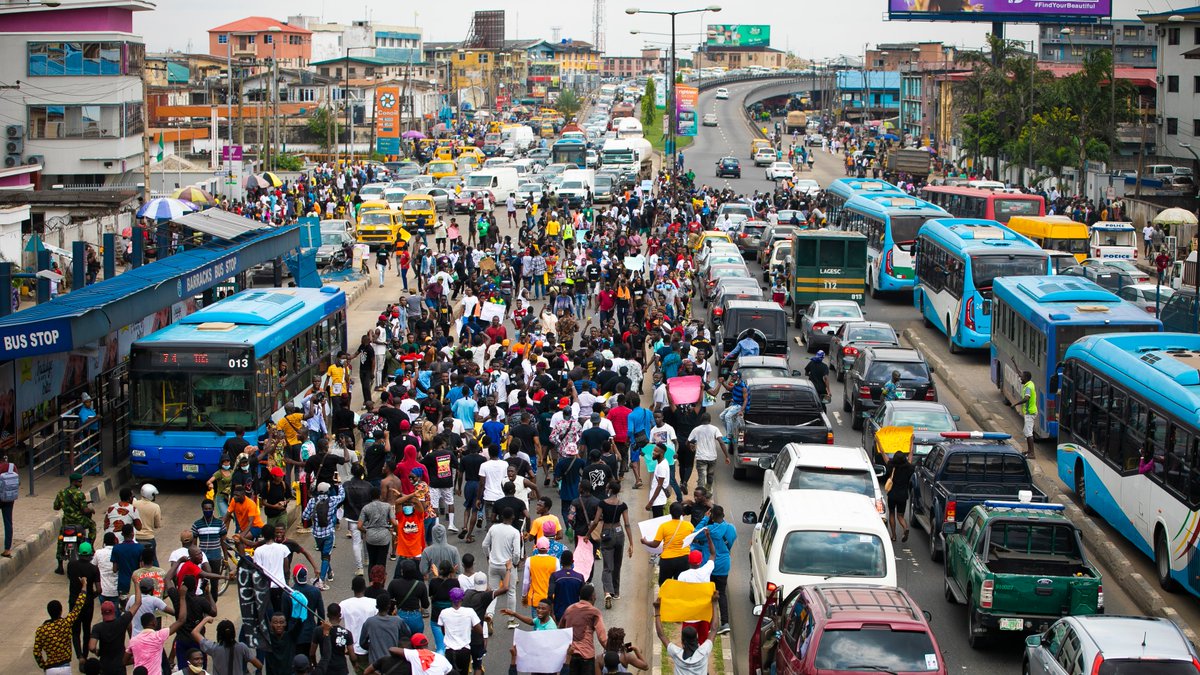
[942,501,1103,649]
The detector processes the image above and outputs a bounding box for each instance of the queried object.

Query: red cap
[410,634,429,648]
[399,419,411,431]
[689,550,704,565]
[100,601,116,617]
[269,466,285,478]
[558,397,571,410]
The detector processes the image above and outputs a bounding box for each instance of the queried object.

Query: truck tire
[1074,460,1094,515]
[930,513,944,562]
[944,575,957,604]
[948,317,961,354]
[732,466,747,481]
[966,605,989,649]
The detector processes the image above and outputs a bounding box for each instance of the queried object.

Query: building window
[1169,27,1180,46]
[1195,27,1200,44]
[1169,75,1180,92]
[218,34,228,44]
[27,42,127,77]
[247,35,256,44]
[1195,75,1200,92]
[1132,47,1150,58]
[1194,119,1200,137]
[1167,117,1178,135]
[1124,26,1142,39]
[289,35,302,45]
[264,34,273,44]
[1070,45,1085,57]
[27,104,123,139]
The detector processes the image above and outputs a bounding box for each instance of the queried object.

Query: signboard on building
[887,0,1111,22]
[675,85,698,137]
[375,86,401,156]
[705,24,771,47]
[221,145,243,162]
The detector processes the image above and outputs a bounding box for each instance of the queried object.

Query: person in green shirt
[1013,371,1038,458]
[53,472,96,574]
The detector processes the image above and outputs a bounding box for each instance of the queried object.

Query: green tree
[306,107,340,152]
[554,89,581,120]
[642,79,657,125]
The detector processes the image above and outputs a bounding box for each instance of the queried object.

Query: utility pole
[141,55,151,197]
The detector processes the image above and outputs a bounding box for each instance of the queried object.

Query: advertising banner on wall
[705,24,771,47]
[675,85,698,137]
[887,0,1111,21]
[375,86,401,155]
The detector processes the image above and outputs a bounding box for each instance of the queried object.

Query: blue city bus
[824,177,903,223]
[842,193,948,297]
[912,218,1048,352]
[1057,332,1200,597]
[990,275,1161,438]
[129,286,348,480]
[550,139,587,168]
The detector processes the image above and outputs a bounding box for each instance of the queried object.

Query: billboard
[675,85,698,137]
[888,0,1111,22]
[705,24,771,47]
[375,86,400,155]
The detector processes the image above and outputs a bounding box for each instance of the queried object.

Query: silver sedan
[797,300,865,353]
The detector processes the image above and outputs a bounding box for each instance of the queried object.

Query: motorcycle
[59,523,85,564]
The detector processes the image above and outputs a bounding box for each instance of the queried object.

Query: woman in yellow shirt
[642,501,694,584]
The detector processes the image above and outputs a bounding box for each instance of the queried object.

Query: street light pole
[1178,141,1200,330]
[626,5,720,171]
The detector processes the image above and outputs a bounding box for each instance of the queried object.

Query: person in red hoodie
[396,444,424,494]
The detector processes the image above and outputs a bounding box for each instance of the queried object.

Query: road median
[643,562,734,675]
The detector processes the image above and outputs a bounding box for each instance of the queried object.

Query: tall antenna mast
[592,0,606,53]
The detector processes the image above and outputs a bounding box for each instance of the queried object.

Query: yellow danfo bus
[1006,215,1089,263]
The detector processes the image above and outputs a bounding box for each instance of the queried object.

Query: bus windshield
[971,254,1046,289]
[360,212,394,225]
[994,198,1042,222]
[1047,238,1088,254]
[891,215,936,244]
[133,372,256,431]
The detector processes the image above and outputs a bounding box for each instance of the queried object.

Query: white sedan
[766,162,795,181]
[715,87,730,100]
[793,178,820,195]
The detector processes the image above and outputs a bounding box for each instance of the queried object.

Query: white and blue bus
[1057,332,1200,597]
[842,193,948,297]
[550,138,587,169]
[991,276,1161,438]
[824,177,903,223]
[129,287,348,480]
[912,218,1048,352]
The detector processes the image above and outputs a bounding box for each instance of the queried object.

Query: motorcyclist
[52,472,96,574]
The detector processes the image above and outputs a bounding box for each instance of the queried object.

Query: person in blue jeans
[691,504,737,634]
[624,394,655,489]
[301,481,345,589]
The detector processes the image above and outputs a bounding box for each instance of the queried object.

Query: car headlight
[131,449,146,458]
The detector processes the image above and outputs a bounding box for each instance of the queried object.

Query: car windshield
[788,468,875,497]
[360,212,393,225]
[1103,259,1140,273]
[779,531,887,577]
[814,628,939,672]
[722,204,753,218]
[891,409,955,430]
[971,254,1047,289]
[867,361,930,381]
[741,224,767,237]
[722,160,738,167]
[402,199,434,212]
[320,233,344,246]
[737,366,788,380]
[711,267,750,278]
[847,327,897,343]
[1095,661,1199,675]
[818,304,864,319]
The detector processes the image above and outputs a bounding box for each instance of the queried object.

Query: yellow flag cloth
[658,580,715,623]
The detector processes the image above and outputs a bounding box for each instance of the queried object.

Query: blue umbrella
[880,133,900,141]
[137,197,197,220]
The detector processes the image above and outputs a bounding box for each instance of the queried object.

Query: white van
[463,167,521,199]
[560,168,596,192]
[743,490,897,605]
[760,443,886,518]
[502,125,535,152]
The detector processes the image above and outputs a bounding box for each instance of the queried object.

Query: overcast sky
[139,0,1183,60]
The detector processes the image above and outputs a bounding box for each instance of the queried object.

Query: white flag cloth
[638,515,673,554]
[514,628,573,673]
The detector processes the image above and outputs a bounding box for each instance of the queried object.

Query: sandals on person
[465,535,476,544]
[902,529,910,543]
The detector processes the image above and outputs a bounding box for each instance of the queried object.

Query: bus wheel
[920,298,932,328]
[947,318,961,354]
[868,276,879,299]
[1074,461,1093,515]
[1155,528,1179,592]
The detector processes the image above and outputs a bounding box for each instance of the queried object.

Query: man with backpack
[302,481,346,590]
[0,448,17,558]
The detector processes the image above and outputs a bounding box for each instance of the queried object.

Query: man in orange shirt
[394,492,426,566]
[522,537,560,610]
[222,485,264,539]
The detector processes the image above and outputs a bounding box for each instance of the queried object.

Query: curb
[644,563,733,675]
[901,327,1200,644]
[0,461,132,590]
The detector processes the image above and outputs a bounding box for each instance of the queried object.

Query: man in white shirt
[649,410,678,451]
[479,454,512,519]
[687,413,728,493]
[481,508,522,619]
[677,549,714,583]
[252,523,291,589]
[94,534,118,603]
[645,444,671,518]
[438,587,481,672]
[340,576,378,661]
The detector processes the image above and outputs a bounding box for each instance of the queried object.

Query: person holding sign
[653,588,718,675]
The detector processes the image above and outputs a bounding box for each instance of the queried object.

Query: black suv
[842,347,937,430]
[716,157,741,178]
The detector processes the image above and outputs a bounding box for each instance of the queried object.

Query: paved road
[684,79,1145,675]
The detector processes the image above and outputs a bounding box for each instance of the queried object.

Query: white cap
[316,482,331,493]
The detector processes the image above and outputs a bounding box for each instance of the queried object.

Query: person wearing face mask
[190,500,228,591]
[394,493,426,567]
[205,459,234,518]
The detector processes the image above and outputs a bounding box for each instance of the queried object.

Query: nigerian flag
[156,133,164,162]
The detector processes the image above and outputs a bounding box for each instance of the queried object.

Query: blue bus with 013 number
[841,193,948,297]
[128,286,348,480]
